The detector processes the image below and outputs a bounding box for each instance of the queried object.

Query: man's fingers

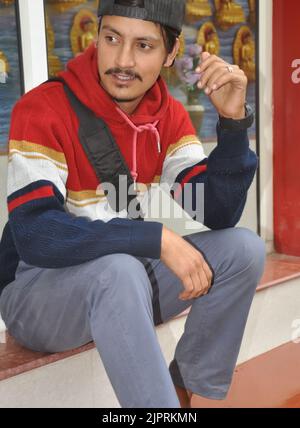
[197,62,227,89]
[202,261,213,283]
[179,262,212,300]
[201,51,211,62]
[202,262,213,294]
[204,69,245,96]
[179,275,194,300]
[190,270,203,298]
[196,54,223,73]
[197,265,210,296]
[196,51,211,69]
[196,58,242,92]
[200,66,233,93]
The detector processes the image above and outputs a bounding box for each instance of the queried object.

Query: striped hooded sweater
[0,44,258,296]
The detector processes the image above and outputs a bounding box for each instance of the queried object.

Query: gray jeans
[0,227,265,408]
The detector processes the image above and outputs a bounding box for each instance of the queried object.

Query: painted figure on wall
[233,26,256,81]
[0,50,9,84]
[197,22,220,56]
[177,32,185,58]
[0,0,15,5]
[185,0,212,23]
[70,9,98,56]
[79,16,95,51]
[215,0,246,31]
[161,33,185,87]
[46,0,87,13]
[46,15,63,76]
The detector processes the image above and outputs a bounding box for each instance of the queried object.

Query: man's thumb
[201,51,211,62]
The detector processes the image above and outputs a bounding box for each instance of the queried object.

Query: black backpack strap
[45,77,144,219]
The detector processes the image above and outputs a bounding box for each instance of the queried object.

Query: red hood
[59,43,170,126]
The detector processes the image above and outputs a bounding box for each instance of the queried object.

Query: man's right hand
[160,226,213,301]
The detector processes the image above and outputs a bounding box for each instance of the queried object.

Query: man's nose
[115,43,136,69]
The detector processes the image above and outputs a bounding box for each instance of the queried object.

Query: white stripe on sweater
[7,152,68,199]
[161,142,207,188]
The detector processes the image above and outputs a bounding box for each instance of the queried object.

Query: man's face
[97,15,177,109]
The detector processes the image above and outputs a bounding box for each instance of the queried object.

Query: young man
[0,0,265,408]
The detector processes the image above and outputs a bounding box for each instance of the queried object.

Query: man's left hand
[196,52,248,120]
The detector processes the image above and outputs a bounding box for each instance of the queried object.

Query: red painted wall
[273,0,300,256]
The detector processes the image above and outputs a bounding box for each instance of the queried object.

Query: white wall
[259,0,274,252]
[18,0,48,93]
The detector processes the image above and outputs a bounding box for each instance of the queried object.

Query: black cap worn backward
[98,0,186,33]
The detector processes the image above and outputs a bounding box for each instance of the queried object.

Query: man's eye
[138,42,152,50]
[105,36,118,43]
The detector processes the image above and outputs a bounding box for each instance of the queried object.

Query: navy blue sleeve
[8,181,163,268]
[173,124,258,230]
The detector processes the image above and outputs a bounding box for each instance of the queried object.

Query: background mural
[0,0,257,153]
[46,0,258,142]
[171,0,257,140]
[0,0,22,154]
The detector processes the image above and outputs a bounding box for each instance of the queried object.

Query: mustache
[105,68,142,81]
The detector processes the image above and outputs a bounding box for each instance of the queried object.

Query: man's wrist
[219,106,246,120]
[218,103,254,131]
[231,108,246,120]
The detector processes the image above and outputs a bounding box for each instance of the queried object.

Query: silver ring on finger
[227,65,234,73]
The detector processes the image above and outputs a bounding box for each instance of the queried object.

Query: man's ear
[163,38,180,68]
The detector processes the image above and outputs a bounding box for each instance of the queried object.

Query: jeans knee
[230,228,266,279]
[86,254,152,304]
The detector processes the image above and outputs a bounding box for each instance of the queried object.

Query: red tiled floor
[280,393,300,408]
[191,341,300,408]
[1,253,300,384]
[257,253,300,291]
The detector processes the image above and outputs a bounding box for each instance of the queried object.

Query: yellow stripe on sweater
[66,199,105,208]
[9,140,67,165]
[166,135,202,158]
[8,153,68,173]
[67,189,101,201]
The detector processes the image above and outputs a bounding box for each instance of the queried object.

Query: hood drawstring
[116,107,161,190]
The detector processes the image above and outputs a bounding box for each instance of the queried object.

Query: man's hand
[161,227,213,301]
[196,52,248,120]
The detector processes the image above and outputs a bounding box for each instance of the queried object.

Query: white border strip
[259,0,274,250]
[18,0,48,92]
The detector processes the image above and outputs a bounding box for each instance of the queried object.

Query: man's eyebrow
[102,25,160,42]
[102,25,122,37]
